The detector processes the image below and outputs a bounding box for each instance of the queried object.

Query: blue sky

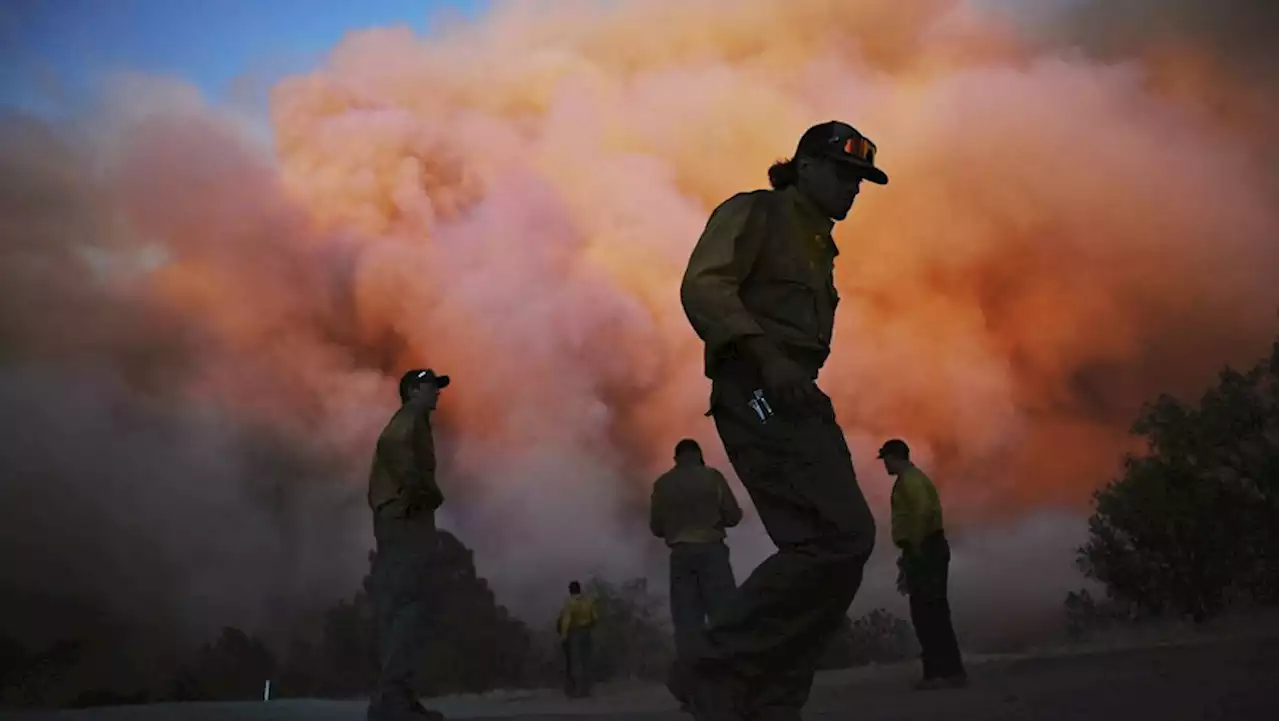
[0,0,486,116]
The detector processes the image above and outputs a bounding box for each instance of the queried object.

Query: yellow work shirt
[557,595,598,640]
[890,465,944,549]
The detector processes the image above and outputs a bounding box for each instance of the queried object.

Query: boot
[410,703,445,720]
[746,709,802,721]
[671,659,746,721]
[368,692,446,721]
[367,703,427,721]
[913,673,967,691]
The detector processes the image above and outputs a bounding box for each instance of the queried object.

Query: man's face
[881,455,906,476]
[411,381,441,409]
[798,156,864,221]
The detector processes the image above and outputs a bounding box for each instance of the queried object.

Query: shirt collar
[782,185,838,256]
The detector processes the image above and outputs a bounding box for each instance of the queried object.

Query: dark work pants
[903,532,965,680]
[562,627,593,697]
[370,509,437,712]
[670,541,738,661]
[687,366,876,718]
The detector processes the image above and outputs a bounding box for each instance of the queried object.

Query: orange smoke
[261,0,1273,516]
[1,0,1275,636]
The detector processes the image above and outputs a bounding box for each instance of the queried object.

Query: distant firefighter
[879,438,967,689]
[650,438,743,660]
[367,369,451,721]
[557,580,599,698]
[673,120,886,721]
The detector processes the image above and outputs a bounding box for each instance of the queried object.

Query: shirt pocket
[758,255,822,339]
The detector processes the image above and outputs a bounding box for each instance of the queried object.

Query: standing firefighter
[879,439,967,689]
[367,369,451,721]
[674,121,885,721]
[650,438,743,661]
[557,580,598,698]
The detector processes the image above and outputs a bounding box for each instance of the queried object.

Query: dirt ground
[4,634,1275,721]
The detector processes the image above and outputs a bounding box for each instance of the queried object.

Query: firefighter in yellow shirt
[557,581,598,698]
[879,439,967,689]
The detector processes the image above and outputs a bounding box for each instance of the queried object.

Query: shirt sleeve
[715,470,744,528]
[680,192,768,361]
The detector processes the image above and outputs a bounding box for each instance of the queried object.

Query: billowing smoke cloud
[1,0,1274,673]
[1008,0,1276,166]
[1034,0,1275,82]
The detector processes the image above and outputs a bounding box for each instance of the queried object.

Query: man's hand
[744,336,824,415]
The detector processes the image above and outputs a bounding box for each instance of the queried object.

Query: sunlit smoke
[1,0,1274,658]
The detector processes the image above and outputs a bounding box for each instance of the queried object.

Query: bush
[819,609,916,669]
[581,576,673,683]
[169,627,276,701]
[411,531,536,695]
[1062,588,1141,638]
[0,637,84,707]
[1078,343,1278,622]
[180,530,540,701]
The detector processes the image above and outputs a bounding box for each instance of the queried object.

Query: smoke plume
[1,0,1274,668]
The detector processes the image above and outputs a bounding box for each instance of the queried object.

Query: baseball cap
[877,438,910,459]
[795,121,888,185]
[399,368,451,402]
[410,368,450,388]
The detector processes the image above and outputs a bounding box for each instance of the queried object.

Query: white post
[263,679,272,701]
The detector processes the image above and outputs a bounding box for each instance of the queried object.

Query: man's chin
[829,197,857,221]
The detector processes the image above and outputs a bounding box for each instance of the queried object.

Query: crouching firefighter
[367,369,451,721]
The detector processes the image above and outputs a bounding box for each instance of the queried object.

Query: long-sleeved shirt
[890,465,944,550]
[680,185,841,377]
[367,394,444,516]
[557,594,598,640]
[650,462,744,546]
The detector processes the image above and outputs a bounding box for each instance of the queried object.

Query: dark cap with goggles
[795,121,888,185]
